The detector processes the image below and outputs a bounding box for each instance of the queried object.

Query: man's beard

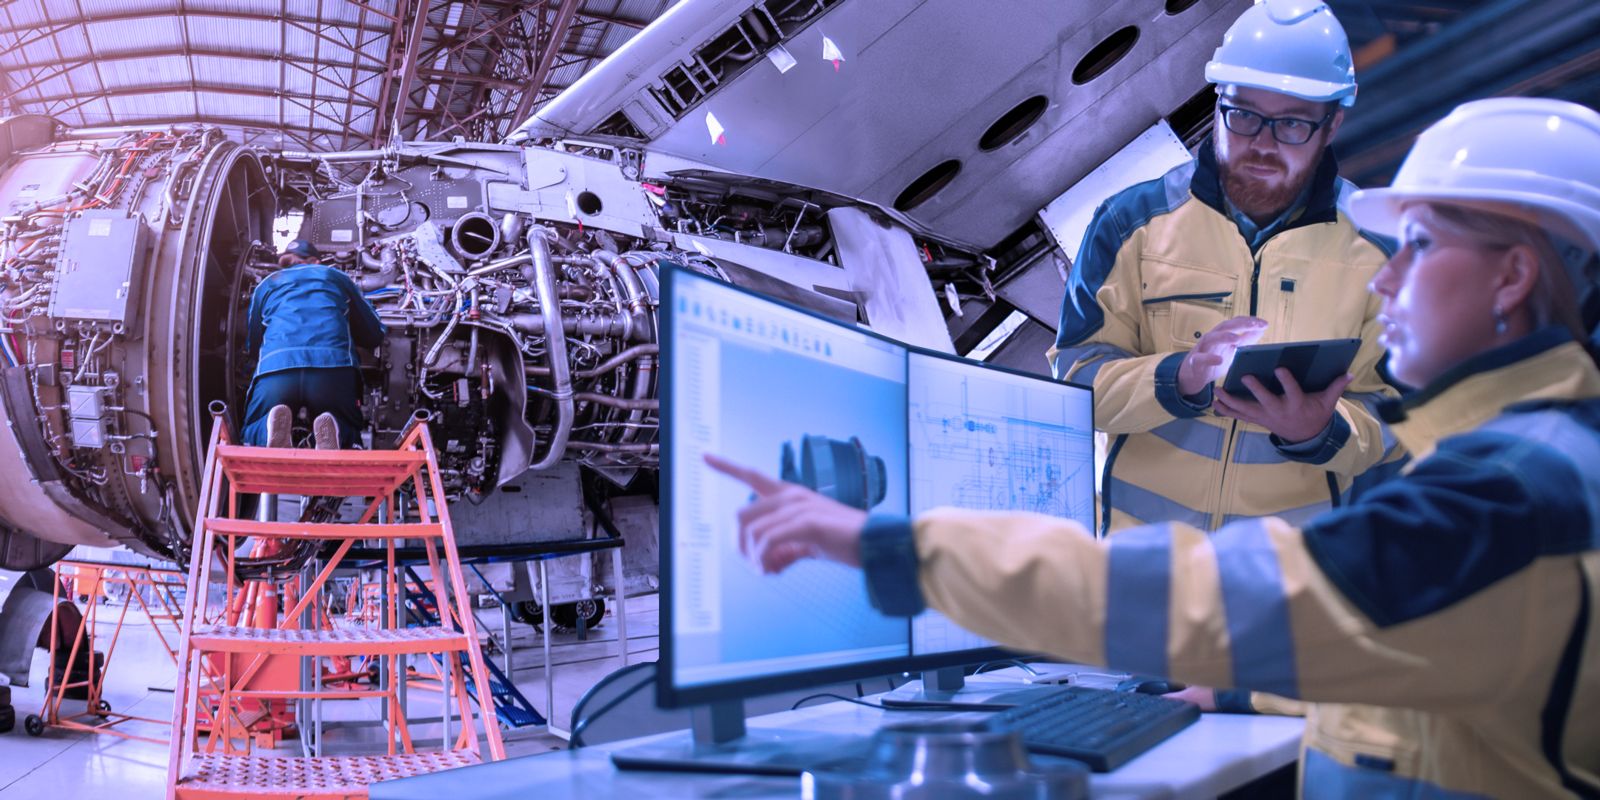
[1217,144,1318,223]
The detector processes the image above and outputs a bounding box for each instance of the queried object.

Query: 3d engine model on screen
[0,113,898,571]
[779,434,888,511]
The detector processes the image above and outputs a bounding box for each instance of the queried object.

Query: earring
[1493,306,1508,336]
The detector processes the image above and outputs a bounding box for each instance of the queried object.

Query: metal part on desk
[805,719,1088,800]
[368,693,1307,800]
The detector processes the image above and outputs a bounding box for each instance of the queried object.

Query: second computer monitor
[905,350,1095,660]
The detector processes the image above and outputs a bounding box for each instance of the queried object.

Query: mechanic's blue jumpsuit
[241,264,385,447]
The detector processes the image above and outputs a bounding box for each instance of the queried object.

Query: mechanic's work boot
[313,412,340,451]
[266,405,292,449]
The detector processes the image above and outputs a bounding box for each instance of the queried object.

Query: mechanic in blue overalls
[241,239,385,450]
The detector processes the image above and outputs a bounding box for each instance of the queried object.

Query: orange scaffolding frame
[27,560,198,742]
[166,406,504,800]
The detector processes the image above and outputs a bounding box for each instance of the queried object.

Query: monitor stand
[880,667,1067,710]
[609,698,871,776]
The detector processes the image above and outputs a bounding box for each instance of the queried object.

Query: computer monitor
[904,350,1096,668]
[661,265,912,710]
[625,265,1095,773]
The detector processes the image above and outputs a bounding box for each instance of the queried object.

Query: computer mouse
[1134,680,1186,695]
[1115,676,1187,695]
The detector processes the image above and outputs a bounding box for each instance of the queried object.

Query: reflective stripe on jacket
[1046,142,1400,535]
[864,329,1600,798]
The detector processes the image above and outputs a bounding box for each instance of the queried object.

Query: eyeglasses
[1218,104,1332,146]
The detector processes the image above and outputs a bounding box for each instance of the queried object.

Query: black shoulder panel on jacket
[1301,428,1592,628]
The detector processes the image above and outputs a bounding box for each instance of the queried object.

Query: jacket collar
[1191,136,1342,232]
[1380,327,1600,460]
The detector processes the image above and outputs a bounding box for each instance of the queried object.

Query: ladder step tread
[215,445,428,467]
[190,625,468,655]
[214,446,428,496]
[176,751,481,798]
[203,519,444,540]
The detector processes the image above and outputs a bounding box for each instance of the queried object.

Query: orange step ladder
[167,405,505,800]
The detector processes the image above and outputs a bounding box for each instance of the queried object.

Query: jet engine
[0,115,883,574]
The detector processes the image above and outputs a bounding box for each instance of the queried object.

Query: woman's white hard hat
[1348,97,1600,332]
[1346,97,1600,257]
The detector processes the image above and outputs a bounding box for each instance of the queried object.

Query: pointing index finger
[704,453,787,496]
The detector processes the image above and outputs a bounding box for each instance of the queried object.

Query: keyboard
[986,685,1201,772]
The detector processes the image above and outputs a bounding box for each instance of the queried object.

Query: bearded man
[1047,0,1404,717]
[1052,0,1401,536]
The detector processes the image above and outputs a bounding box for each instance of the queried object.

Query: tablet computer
[1221,338,1361,396]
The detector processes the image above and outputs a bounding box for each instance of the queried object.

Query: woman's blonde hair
[1414,201,1590,343]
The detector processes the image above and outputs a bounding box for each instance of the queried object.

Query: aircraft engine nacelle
[0,115,275,567]
[0,114,917,585]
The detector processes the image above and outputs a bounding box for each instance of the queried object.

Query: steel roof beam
[417,66,528,92]
[413,4,529,67]
[412,82,570,118]
[385,0,433,141]
[281,56,386,101]
[2,46,388,75]
[338,0,380,150]
[0,64,14,116]
[1,0,662,149]
[511,0,581,124]
[281,18,389,69]
[278,0,287,162]
[370,0,418,145]
[20,83,381,109]
[67,0,113,126]
[431,0,534,142]
[33,114,335,144]
[283,94,374,136]
[1,61,80,100]
[344,0,401,24]
[0,10,378,38]
[575,10,646,30]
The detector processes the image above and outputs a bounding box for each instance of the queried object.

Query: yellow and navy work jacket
[1047,143,1400,535]
[862,328,1600,798]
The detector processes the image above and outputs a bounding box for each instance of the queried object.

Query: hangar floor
[0,592,660,799]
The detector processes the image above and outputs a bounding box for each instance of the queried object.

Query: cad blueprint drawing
[908,357,1095,524]
[906,355,1096,656]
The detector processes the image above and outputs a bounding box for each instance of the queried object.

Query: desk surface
[371,694,1304,799]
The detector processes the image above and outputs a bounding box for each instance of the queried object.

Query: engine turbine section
[283,140,685,502]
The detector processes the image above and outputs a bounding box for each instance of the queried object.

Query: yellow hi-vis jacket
[861,328,1600,798]
[1046,143,1401,535]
